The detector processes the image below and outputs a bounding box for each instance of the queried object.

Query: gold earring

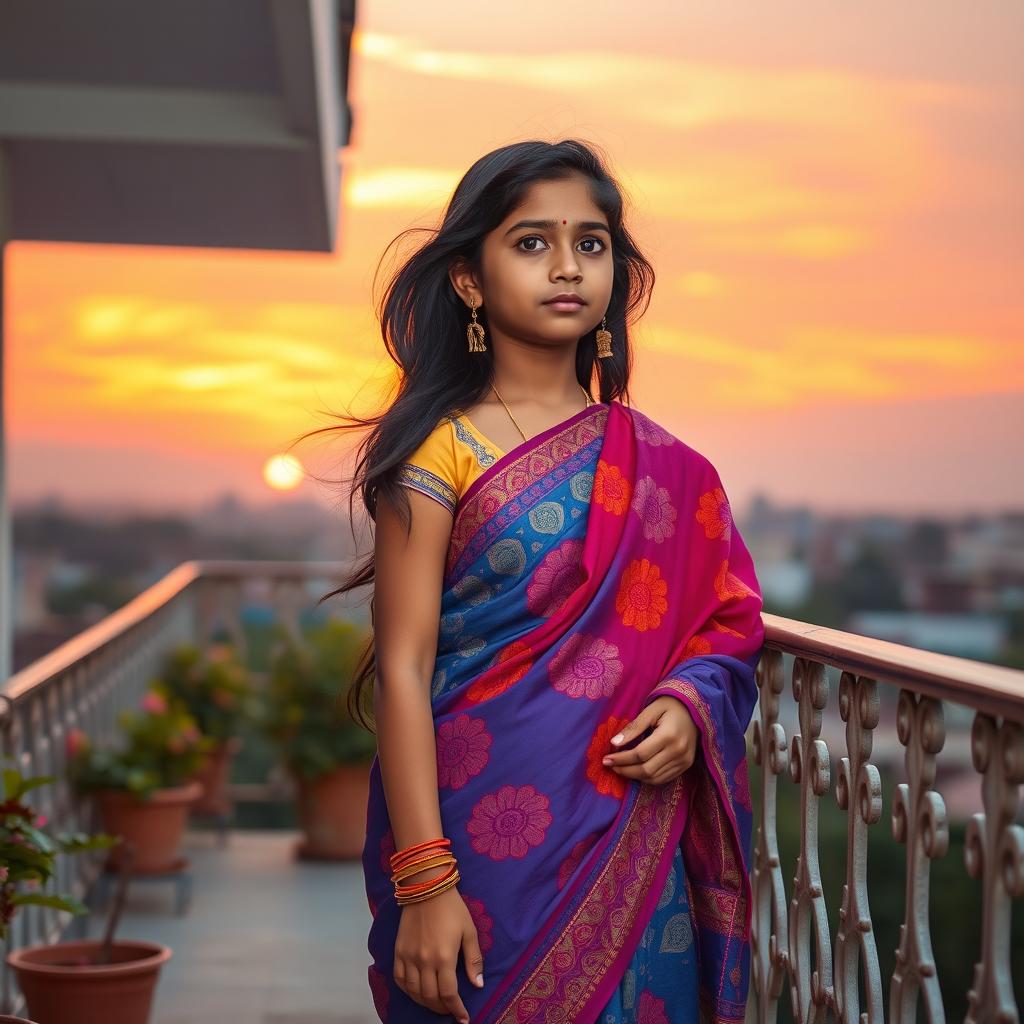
[467,298,487,352]
[596,314,613,359]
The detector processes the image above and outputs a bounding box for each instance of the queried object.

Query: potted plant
[0,761,172,1024]
[158,642,254,818]
[66,688,211,874]
[261,618,377,860]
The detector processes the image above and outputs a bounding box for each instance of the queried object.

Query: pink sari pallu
[363,399,766,1024]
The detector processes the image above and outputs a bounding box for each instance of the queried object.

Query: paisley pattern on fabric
[362,400,765,1024]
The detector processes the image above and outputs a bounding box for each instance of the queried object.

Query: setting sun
[263,453,305,491]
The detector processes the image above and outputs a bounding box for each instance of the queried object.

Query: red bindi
[562,219,567,224]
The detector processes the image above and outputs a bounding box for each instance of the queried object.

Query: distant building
[847,610,1007,661]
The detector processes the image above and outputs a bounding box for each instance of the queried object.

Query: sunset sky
[7,0,1023,517]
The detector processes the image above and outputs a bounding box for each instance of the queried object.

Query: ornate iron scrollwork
[963,713,1024,1024]
[891,690,949,1024]
[751,648,790,1024]
[788,658,832,1024]
[833,672,883,1024]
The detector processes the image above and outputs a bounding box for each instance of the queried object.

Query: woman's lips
[544,299,586,311]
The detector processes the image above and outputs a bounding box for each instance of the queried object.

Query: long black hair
[297,139,656,731]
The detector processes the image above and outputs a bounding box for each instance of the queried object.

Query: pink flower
[65,728,90,759]
[633,413,676,448]
[638,989,670,1024]
[526,539,586,618]
[461,894,494,953]
[631,475,677,543]
[141,692,167,715]
[549,632,622,701]
[0,866,9,882]
[467,784,552,861]
[557,836,596,890]
[35,814,47,828]
[436,715,492,790]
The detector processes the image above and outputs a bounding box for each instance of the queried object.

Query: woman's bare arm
[373,485,484,1022]
[373,486,452,859]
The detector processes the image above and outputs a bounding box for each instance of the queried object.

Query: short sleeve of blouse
[397,418,462,515]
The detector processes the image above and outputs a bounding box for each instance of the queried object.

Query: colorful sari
[363,399,765,1024]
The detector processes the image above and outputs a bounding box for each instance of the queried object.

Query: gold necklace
[490,383,592,444]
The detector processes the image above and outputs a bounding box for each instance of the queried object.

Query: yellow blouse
[397,414,508,515]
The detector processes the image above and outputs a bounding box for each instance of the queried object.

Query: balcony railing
[751,616,1023,1024]
[0,561,1021,1021]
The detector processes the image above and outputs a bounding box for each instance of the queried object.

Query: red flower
[615,558,669,632]
[586,717,630,800]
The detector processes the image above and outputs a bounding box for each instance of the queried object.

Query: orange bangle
[397,876,460,906]
[395,866,461,904]
[390,838,451,871]
[397,871,461,905]
[395,863,458,896]
[390,837,451,859]
[393,864,454,897]
[391,853,456,883]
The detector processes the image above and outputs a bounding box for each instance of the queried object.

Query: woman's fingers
[438,963,470,1023]
[602,730,663,768]
[613,748,670,781]
[418,966,442,1013]
[402,962,420,1001]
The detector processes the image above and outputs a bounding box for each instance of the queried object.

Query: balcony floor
[82,828,377,1024]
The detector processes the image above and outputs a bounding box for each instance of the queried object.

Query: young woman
[322,139,765,1023]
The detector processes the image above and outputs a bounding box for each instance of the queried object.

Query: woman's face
[471,174,614,348]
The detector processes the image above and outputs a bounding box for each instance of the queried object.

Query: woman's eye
[516,235,606,253]
[517,236,545,252]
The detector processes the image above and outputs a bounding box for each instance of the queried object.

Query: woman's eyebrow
[504,219,611,236]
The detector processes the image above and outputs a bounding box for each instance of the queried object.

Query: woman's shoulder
[626,405,718,479]
[395,418,461,513]
[397,414,498,515]
[405,415,468,470]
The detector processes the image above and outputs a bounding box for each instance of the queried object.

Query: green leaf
[10,892,88,915]
[15,774,57,796]
[2,770,56,801]
[55,832,120,853]
[17,824,57,855]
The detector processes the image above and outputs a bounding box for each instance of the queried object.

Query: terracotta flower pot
[292,761,372,860]
[189,736,242,816]
[6,939,171,1024]
[96,781,201,874]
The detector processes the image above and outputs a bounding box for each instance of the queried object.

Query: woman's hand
[602,696,699,785]
[394,884,484,1023]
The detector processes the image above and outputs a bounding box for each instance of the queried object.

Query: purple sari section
[362,400,766,1024]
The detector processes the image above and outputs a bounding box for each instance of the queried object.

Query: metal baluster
[788,658,833,1024]
[834,673,883,1024]
[963,714,1024,1024]
[752,648,790,1024]
[891,691,948,1024]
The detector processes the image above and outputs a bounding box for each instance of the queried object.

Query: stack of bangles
[390,837,460,906]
